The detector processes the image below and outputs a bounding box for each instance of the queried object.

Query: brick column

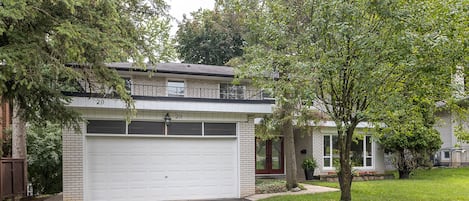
[238,117,255,197]
[63,122,85,201]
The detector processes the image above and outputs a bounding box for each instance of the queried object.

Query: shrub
[27,123,62,194]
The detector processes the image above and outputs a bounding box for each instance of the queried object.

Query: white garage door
[85,136,238,201]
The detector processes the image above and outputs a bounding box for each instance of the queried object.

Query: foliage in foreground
[231,0,467,200]
[27,123,62,194]
[261,168,469,201]
[0,0,174,129]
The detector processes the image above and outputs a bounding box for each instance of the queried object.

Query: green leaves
[27,123,63,194]
[0,0,174,129]
[175,7,244,65]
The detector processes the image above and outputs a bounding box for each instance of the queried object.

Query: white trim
[322,134,374,169]
[202,122,205,136]
[236,122,241,198]
[69,97,274,114]
[82,123,87,201]
[312,121,376,128]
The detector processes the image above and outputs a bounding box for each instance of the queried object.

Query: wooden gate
[0,158,26,200]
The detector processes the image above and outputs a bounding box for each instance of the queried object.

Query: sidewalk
[44,193,62,201]
[245,184,339,201]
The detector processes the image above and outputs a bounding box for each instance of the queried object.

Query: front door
[255,138,284,174]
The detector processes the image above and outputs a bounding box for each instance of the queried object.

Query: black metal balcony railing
[69,83,274,102]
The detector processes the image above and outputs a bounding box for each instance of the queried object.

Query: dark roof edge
[65,63,236,78]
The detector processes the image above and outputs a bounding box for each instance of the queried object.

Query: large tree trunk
[397,150,412,179]
[283,117,297,189]
[337,125,356,201]
[12,102,27,158]
[398,170,411,179]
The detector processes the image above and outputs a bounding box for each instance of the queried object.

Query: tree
[175,3,244,65]
[376,98,442,179]
[27,123,62,194]
[373,58,453,179]
[232,0,317,190]
[232,0,466,200]
[0,0,174,129]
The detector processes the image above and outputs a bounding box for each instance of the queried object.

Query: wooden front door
[255,138,284,174]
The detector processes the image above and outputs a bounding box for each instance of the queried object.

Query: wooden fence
[0,158,26,200]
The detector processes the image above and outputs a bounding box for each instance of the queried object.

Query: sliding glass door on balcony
[167,80,185,97]
[256,138,284,174]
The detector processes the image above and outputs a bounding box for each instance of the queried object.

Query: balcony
[65,83,275,104]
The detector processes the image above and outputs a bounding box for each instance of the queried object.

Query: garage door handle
[165,176,168,179]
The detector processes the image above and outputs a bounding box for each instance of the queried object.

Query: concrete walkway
[44,193,62,201]
[245,184,339,201]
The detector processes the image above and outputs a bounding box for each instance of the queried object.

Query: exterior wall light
[164,113,171,126]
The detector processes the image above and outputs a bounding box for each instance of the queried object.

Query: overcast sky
[167,0,215,35]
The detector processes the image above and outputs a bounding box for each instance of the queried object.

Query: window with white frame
[442,151,450,159]
[167,80,185,97]
[220,83,245,100]
[323,135,373,168]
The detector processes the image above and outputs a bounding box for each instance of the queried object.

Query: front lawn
[261,167,469,201]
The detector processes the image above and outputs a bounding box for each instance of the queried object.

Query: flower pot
[304,168,314,180]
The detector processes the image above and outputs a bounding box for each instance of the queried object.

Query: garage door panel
[86,137,238,201]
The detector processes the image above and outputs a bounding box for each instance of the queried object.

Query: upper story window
[220,83,245,100]
[167,80,185,97]
[323,135,373,168]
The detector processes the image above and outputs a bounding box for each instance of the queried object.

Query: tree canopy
[175,3,244,65]
[0,0,174,129]
[231,0,467,200]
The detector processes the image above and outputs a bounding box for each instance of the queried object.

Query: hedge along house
[62,63,274,201]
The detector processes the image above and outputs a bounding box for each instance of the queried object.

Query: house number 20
[96,99,104,105]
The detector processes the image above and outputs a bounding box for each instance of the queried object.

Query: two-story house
[62,63,273,201]
[62,62,389,201]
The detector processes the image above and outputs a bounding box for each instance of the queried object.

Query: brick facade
[238,117,255,197]
[62,122,85,201]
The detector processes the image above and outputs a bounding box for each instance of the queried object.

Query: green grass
[260,167,469,201]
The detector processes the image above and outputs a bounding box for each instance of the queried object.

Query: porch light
[164,113,171,126]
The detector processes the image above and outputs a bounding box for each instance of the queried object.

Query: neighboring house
[433,69,469,167]
[434,110,469,167]
[62,63,273,201]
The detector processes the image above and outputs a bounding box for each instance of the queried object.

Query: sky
[167,0,215,35]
